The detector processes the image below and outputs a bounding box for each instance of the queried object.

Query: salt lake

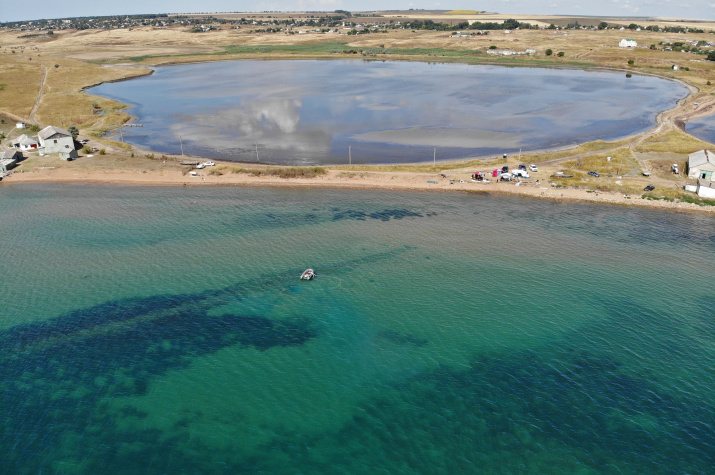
[89,60,689,165]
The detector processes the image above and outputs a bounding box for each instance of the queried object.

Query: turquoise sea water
[1,184,714,474]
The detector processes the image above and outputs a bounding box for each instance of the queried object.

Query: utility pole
[349,145,351,165]
[617,154,625,177]
[255,144,259,162]
[434,147,436,165]
[179,136,184,156]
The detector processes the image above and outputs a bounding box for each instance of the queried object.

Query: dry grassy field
[1,10,714,200]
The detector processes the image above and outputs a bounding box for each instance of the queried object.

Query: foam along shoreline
[5,165,714,214]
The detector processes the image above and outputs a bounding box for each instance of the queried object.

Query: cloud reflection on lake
[90,60,689,165]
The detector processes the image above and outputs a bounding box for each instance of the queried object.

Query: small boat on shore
[300,269,316,280]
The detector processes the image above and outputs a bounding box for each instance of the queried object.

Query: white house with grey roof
[688,150,715,180]
[38,126,75,155]
[687,149,715,198]
[619,38,637,48]
[13,134,39,151]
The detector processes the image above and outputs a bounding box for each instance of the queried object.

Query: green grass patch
[227,166,327,178]
[678,193,715,206]
[220,42,349,55]
[128,55,154,62]
[642,192,715,206]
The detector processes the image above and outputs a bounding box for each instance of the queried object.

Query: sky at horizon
[2,0,714,23]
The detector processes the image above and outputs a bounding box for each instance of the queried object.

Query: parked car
[501,166,509,173]
[512,169,530,178]
[671,164,679,174]
[644,184,655,191]
[203,161,215,167]
[518,164,527,171]
[196,163,206,169]
[529,164,538,172]
[587,171,600,177]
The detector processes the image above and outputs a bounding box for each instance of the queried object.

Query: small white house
[15,122,26,129]
[695,180,715,198]
[38,125,75,155]
[687,149,715,180]
[619,38,637,48]
[14,134,38,151]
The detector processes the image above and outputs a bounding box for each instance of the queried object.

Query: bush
[557,51,564,57]
[545,49,553,56]
[82,146,91,154]
[229,167,327,179]
[628,59,634,65]
[98,149,106,155]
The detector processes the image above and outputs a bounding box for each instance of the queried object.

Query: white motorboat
[300,269,316,280]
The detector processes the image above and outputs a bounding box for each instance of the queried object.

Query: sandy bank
[5,165,713,215]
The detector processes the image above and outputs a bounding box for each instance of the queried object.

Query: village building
[0,150,22,172]
[13,134,38,151]
[60,150,79,160]
[619,38,637,48]
[687,150,715,198]
[37,126,75,154]
[687,149,715,180]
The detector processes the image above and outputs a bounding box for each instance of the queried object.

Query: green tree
[545,49,553,56]
[598,22,608,30]
[628,59,634,65]
[557,51,564,57]
[708,51,715,61]
[67,125,79,139]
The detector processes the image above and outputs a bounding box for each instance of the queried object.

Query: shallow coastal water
[2,184,714,473]
[89,60,688,165]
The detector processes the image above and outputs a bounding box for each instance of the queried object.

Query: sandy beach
[5,163,714,214]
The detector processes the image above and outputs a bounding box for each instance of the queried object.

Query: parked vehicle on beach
[529,164,538,172]
[518,164,527,171]
[196,163,206,169]
[644,184,655,191]
[588,171,600,177]
[501,166,509,173]
[671,164,679,174]
[203,161,215,167]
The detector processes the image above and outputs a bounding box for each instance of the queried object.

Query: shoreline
[5,166,714,214]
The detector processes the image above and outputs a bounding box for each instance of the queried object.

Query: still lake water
[2,184,714,473]
[89,60,688,165]
[687,113,715,145]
